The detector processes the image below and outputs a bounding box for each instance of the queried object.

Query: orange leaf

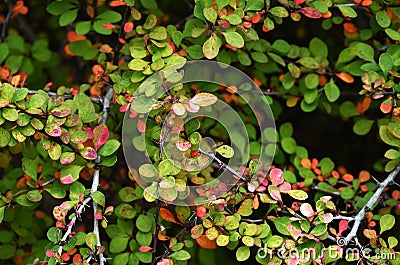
[92,64,104,76]
[358,170,370,183]
[356,96,371,114]
[301,158,311,169]
[344,22,357,33]
[124,21,134,32]
[335,72,354,83]
[342,173,354,182]
[392,190,400,201]
[380,97,393,114]
[110,0,126,6]
[160,208,179,224]
[67,31,86,42]
[196,235,217,249]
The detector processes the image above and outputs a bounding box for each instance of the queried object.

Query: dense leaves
[0,0,400,265]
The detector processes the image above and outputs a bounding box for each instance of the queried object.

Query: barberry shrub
[0,0,399,265]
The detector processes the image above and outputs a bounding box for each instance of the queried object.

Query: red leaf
[93,124,109,150]
[139,246,153,252]
[124,22,134,33]
[46,250,54,257]
[94,212,103,220]
[294,0,305,4]
[279,182,291,192]
[102,23,116,29]
[60,174,75,185]
[338,220,348,236]
[196,206,207,218]
[270,168,284,186]
[119,104,129,112]
[176,139,191,151]
[300,7,322,18]
[137,119,146,133]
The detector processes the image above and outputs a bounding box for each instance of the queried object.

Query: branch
[197,148,248,182]
[57,196,92,256]
[1,0,13,42]
[151,201,161,264]
[19,88,103,104]
[342,163,400,246]
[89,85,114,265]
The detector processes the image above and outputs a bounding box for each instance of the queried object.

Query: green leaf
[286,190,308,200]
[338,5,357,18]
[92,191,105,207]
[2,108,18,121]
[380,214,395,233]
[319,157,334,175]
[99,139,121,156]
[216,145,234,158]
[0,43,9,64]
[75,21,92,35]
[27,189,42,202]
[384,149,400,160]
[245,0,264,11]
[376,11,391,28]
[169,250,191,260]
[379,53,393,74]
[150,26,168,41]
[136,214,153,233]
[340,187,355,200]
[59,9,78,27]
[355,42,375,62]
[128,58,150,71]
[223,32,244,48]
[60,165,84,185]
[0,244,16,260]
[0,128,10,147]
[353,119,374,136]
[269,6,289,17]
[110,236,129,253]
[203,7,217,24]
[114,253,129,265]
[236,246,250,261]
[271,216,291,236]
[310,37,328,59]
[336,47,357,65]
[203,35,221,59]
[386,28,400,41]
[339,101,359,117]
[324,79,340,102]
[281,137,297,154]
[297,57,319,69]
[86,232,97,251]
[267,235,284,248]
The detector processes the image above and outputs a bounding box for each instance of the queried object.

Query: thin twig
[151,201,161,264]
[57,196,92,256]
[90,85,114,265]
[343,163,400,246]
[1,0,13,42]
[197,148,248,182]
[18,88,103,104]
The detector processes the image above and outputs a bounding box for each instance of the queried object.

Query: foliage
[0,0,399,265]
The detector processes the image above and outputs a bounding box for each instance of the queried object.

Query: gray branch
[197,148,248,182]
[342,164,400,246]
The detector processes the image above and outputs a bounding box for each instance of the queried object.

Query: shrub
[0,0,399,264]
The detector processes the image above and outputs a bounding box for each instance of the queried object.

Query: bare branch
[57,196,92,256]
[342,163,400,246]
[198,148,248,182]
